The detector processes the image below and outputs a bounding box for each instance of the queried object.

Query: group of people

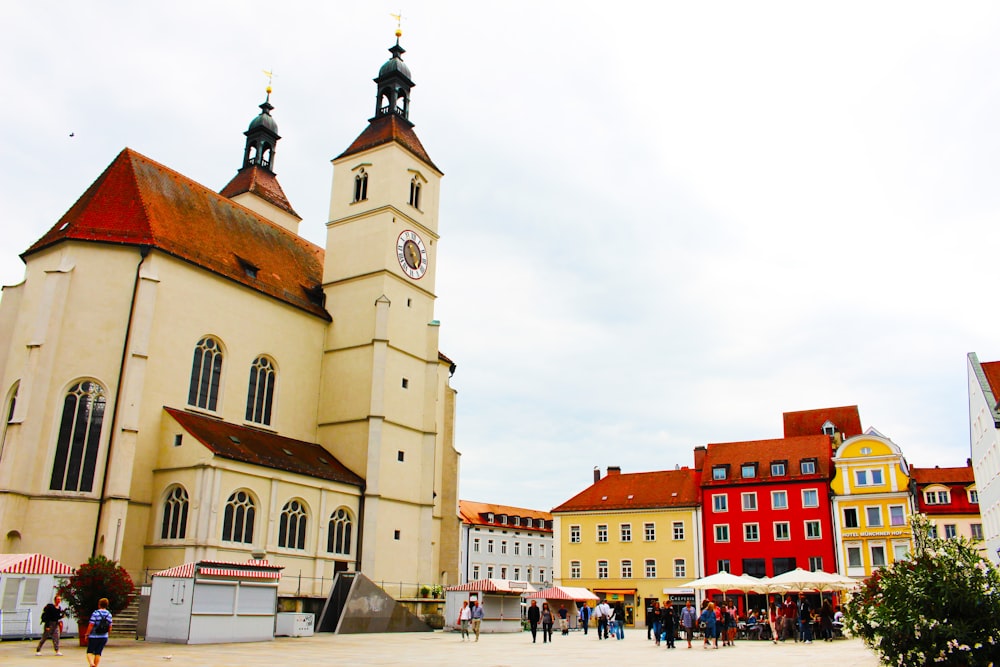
[765,594,841,643]
[644,599,677,648]
[456,599,485,642]
[525,600,572,642]
[35,594,113,666]
[591,598,626,640]
[693,600,741,649]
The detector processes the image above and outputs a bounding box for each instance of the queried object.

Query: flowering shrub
[844,514,1000,666]
[58,555,135,623]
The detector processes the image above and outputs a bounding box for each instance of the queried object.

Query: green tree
[844,514,1000,665]
[57,555,134,625]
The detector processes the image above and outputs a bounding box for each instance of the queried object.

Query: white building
[968,352,1000,564]
[459,501,553,587]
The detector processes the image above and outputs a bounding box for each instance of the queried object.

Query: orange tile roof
[551,468,701,513]
[337,114,440,172]
[220,165,299,217]
[701,435,832,485]
[165,407,363,486]
[459,500,552,530]
[24,148,329,320]
[910,465,975,485]
[783,405,862,438]
[981,361,1000,404]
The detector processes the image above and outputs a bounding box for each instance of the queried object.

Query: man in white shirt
[595,599,612,639]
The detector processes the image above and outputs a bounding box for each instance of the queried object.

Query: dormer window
[712,466,728,481]
[822,420,836,436]
[486,512,494,523]
[500,514,507,525]
[800,459,817,475]
[236,257,259,279]
[771,461,787,476]
[741,463,758,479]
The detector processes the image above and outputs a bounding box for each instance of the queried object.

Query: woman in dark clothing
[541,602,554,643]
[819,599,835,641]
[662,600,676,648]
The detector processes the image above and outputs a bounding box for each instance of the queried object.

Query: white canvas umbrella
[767,568,857,592]
[681,571,760,592]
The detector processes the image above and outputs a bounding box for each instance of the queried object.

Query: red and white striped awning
[525,586,599,601]
[0,553,74,575]
[446,578,536,594]
[154,559,283,580]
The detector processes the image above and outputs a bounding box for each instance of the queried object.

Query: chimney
[694,446,707,471]
[593,467,601,483]
[607,466,621,476]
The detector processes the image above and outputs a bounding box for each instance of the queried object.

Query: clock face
[396,230,428,279]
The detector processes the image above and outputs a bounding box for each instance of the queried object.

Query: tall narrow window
[49,381,106,492]
[221,490,255,544]
[188,337,223,411]
[327,508,353,555]
[1,381,19,462]
[353,170,368,202]
[245,356,276,425]
[160,485,189,539]
[278,499,308,550]
[408,177,422,209]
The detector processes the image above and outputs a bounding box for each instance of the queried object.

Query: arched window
[245,356,275,425]
[0,381,18,462]
[49,380,106,492]
[161,486,189,539]
[408,177,421,209]
[188,337,223,411]
[353,170,368,203]
[221,490,255,544]
[278,499,308,550]
[327,508,353,555]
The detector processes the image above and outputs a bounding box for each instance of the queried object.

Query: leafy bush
[844,514,1000,666]
[57,555,134,624]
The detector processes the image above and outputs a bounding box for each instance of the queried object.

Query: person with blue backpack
[86,597,113,667]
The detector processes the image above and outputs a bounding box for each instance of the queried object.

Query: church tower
[318,32,456,590]
[220,89,302,234]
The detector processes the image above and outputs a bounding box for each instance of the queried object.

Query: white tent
[0,554,75,640]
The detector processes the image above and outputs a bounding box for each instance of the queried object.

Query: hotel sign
[842,530,909,538]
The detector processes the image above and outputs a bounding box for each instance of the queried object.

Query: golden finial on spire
[390,11,403,38]
[262,69,274,95]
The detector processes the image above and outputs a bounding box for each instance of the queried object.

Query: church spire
[241,82,280,172]
[373,28,414,122]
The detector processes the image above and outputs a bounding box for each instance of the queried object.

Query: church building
[0,33,460,598]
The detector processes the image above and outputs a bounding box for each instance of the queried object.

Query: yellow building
[551,466,702,626]
[0,36,460,598]
[830,430,914,578]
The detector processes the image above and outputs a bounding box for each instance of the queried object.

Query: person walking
[782,595,797,641]
[819,598,834,641]
[558,603,569,635]
[699,601,718,649]
[541,602,554,643]
[662,600,676,649]
[36,593,66,656]
[470,600,484,641]
[527,600,541,643]
[768,600,780,643]
[85,597,113,667]
[650,600,661,645]
[457,600,471,641]
[798,593,813,644]
[680,599,697,648]
[578,602,590,635]
[595,599,611,639]
[613,602,625,640]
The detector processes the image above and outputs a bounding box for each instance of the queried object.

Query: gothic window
[160,486,189,539]
[1,381,18,462]
[353,170,368,202]
[49,380,106,492]
[278,499,308,550]
[221,490,255,544]
[188,337,223,411]
[327,507,353,555]
[245,356,276,425]
[408,177,421,209]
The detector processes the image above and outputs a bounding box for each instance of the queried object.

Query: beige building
[0,35,460,598]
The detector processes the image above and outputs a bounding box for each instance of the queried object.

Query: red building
[910,463,982,546]
[698,433,839,584]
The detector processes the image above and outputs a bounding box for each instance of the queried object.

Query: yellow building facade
[552,468,702,625]
[830,431,914,578]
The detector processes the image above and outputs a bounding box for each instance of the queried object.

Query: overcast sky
[4,2,999,514]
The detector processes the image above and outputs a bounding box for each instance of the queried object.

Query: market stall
[445,579,535,634]
[524,586,599,630]
[0,553,76,639]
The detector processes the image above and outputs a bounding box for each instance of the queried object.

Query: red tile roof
[164,407,363,487]
[24,148,329,320]
[220,165,299,217]
[981,361,1000,404]
[783,406,862,439]
[910,465,975,485]
[701,435,833,485]
[337,114,440,172]
[459,500,552,531]
[551,468,701,513]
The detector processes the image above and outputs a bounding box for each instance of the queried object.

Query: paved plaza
[4,629,883,666]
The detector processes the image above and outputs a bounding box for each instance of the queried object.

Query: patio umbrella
[681,571,760,592]
[767,568,857,592]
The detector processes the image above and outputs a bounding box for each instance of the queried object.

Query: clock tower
[318,32,455,590]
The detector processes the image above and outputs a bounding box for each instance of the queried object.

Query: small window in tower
[173,434,183,447]
[353,169,368,203]
[401,378,409,389]
[398,450,405,462]
[409,178,421,209]
[394,529,401,540]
